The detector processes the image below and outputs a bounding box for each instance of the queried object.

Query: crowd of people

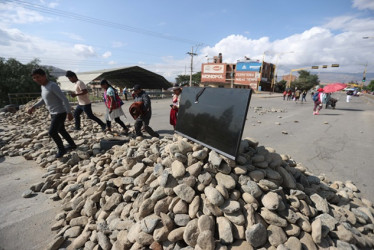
[282,87,343,115]
[28,69,179,159]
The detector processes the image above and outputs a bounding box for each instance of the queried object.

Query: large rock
[245,223,267,248]
[204,186,224,206]
[217,216,233,244]
[173,184,195,203]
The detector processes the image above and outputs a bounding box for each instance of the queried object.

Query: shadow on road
[335,108,364,112]
[157,129,174,135]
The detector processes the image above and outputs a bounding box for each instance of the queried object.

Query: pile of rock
[1,104,374,250]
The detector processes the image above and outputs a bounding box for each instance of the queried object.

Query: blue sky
[1,0,374,81]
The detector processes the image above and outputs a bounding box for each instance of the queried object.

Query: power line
[5,0,203,45]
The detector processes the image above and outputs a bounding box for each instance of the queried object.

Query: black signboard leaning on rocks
[175,87,252,160]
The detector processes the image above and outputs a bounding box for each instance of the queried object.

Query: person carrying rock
[28,68,77,158]
[131,84,159,137]
[100,79,129,134]
[65,70,106,131]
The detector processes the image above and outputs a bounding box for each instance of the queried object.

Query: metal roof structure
[57,66,171,92]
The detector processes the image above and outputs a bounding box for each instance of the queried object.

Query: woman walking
[313,88,324,115]
[100,80,129,134]
[169,84,182,130]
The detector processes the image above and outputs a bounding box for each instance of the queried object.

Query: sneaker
[65,144,77,151]
[56,150,67,158]
[313,112,316,115]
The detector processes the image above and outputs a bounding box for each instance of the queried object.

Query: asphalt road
[93,92,374,202]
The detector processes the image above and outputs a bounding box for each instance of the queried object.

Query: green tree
[175,72,201,86]
[291,70,319,90]
[0,57,56,107]
[363,80,374,92]
[274,80,287,92]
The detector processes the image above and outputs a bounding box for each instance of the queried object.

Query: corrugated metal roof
[57,66,171,91]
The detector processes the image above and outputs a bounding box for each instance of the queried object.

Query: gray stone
[125,163,146,178]
[198,172,212,185]
[171,160,186,178]
[311,218,322,244]
[208,150,223,167]
[64,226,81,238]
[139,198,157,219]
[22,190,33,198]
[276,166,296,189]
[215,172,236,190]
[198,215,215,232]
[267,225,287,247]
[310,193,329,213]
[224,210,245,225]
[188,196,200,219]
[173,184,195,203]
[204,186,224,206]
[245,223,267,248]
[261,208,288,227]
[316,213,338,235]
[141,215,160,234]
[220,199,241,213]
[299,232,317,250]
[261,192,280,211]
[284,236,302,250]
[249,170,265,182]
[242,181,262,198]
[174,214,190,227]
[217,216,233,244]
[183,219,199,247]
[197,230,215,250]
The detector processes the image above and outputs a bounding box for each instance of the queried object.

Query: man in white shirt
[65,71,106,131]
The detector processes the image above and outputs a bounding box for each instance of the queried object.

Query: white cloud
[102,51,112,58]
[60,32,84,41]
[73,44,96,57]
[48,1,59,8]
[108,61,116,65]
[0,2,45,24]
[352,0,374,10]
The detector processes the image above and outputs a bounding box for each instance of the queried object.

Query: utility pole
[187,46,197,87]
[362,63,367,88]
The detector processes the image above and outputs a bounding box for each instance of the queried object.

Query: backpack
[312,92,319,102]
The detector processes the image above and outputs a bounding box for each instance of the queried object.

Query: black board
[175,87,252,160]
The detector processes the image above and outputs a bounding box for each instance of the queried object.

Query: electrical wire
[5,0,204,45]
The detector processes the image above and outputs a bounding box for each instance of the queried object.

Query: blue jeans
[49,113,75,151]
[74,103,105,129]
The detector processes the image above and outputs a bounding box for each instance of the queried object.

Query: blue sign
[236,62,262,72]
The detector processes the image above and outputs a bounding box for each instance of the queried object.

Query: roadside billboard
[236,62,262,72]
[201,63,226,83]
[234,71,260,88]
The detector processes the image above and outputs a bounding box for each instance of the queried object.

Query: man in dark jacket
[132,84,159,137]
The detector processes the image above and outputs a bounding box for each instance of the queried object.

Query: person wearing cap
[28,68,77,158]
[169,84,182,130]
[131,84,159,137]
[100,79,129,134]
[65,70,106,131]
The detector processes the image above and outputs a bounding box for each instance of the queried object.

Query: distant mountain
[311,72,373,85]
[43,65,66,78]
